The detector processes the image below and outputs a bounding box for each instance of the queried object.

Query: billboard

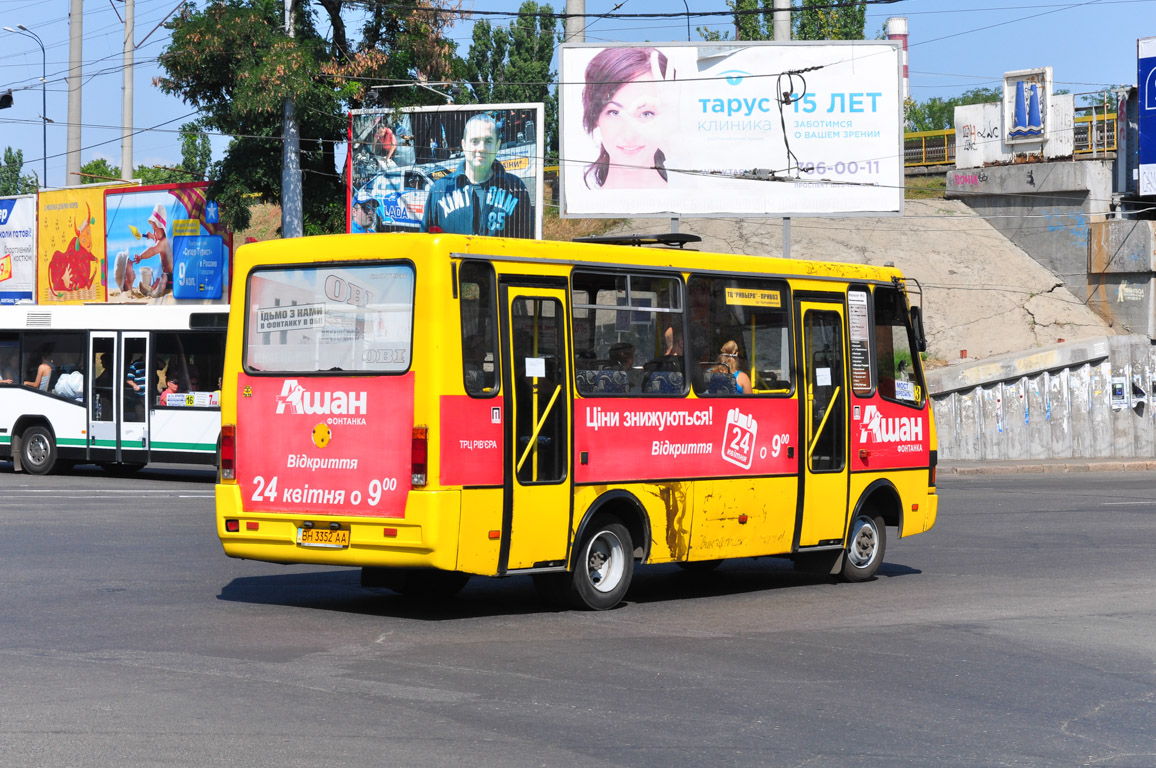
[349,103,544,239]
[558,42,903,218]
[1140,37,1156,196]
[37,187,108,304]
[104,183,231,304]
[0,195,36,304]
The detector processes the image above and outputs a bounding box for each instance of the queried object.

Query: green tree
[721,0,866,42]
[463,2,559,154]
[158,0,459,235]
[79,158,121,185]
[793,0,865,41]
[906,87,1002,132]
[0,147,39,194]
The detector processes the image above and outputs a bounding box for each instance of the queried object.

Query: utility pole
[773,0,790,42]
[67,0,83,185]
[564,0,584,43]
[281,0,303,238]
[121,0,135,181]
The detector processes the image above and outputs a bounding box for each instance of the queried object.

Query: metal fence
[903,110,1117,167]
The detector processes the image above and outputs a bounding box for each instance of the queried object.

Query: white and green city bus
[0,304,228,474]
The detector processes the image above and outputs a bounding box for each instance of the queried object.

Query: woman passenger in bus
[718,340,751,394]
[24,349,54,391]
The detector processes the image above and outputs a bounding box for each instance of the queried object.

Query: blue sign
[1140,45,1156,195]
[172,235,225,299]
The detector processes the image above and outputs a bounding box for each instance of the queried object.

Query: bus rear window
[244,263,415,374]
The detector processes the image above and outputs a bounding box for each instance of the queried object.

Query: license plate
[297,527,350,548]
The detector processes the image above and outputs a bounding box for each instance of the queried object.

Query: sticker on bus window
[816,368,832,386]
[525,357,546,378]
[895,380,916,402]
[724,287,780,308]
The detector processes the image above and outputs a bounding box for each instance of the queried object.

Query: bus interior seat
[705,372,737,395]
[594,370,629,394]
[643,371,683,394]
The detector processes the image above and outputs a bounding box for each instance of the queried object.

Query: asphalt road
[1,464,1155,767]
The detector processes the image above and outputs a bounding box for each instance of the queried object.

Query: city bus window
[91,338,114,421]
[687,276,792,396]
[571,271,685,396]
[874,286,925,406]
[21,332,86,399]
[459,262,498,396]
[123,337,147,423]
[0,335,18,385]
[153,331,227,407]
[245,263,415,374]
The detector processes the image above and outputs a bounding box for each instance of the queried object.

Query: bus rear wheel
[20,426,56,475]
[841,514,886,582]
[568,519,633,610]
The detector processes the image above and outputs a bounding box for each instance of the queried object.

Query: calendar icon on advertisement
[722,407,758,469]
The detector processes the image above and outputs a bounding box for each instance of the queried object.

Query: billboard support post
[783,217,791,259]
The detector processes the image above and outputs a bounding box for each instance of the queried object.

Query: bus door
[499,284,572,571]
[119,332,150,464]
[87,332,119,463]
[795,299,850,549]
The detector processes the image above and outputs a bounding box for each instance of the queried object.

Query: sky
[0,0,1152,190]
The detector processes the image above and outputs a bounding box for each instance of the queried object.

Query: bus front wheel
[568,519,633,610]
[841,514,886,582]
[20,426,56,475]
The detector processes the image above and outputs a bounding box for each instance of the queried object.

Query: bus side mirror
[909,306,927,353]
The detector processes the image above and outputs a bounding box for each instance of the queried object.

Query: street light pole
[4,24,46,186]
[681,0,691,41]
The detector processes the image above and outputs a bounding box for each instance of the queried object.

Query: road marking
[1102,501,1154,506]
[14,489,210,493]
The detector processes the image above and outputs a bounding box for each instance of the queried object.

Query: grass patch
[905,174,947,200]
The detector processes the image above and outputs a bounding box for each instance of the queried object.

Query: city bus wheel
[568,520,633,611]
[20,426,56,475]
[841,514,886,582]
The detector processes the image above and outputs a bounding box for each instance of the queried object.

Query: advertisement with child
[104,183,231,304]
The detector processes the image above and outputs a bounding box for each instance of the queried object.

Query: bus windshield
[244,263,415,374]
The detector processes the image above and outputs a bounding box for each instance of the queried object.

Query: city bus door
[119,332,150,465]
[795,300,850,549]
[499,285,572,572]
[87,332,118,463]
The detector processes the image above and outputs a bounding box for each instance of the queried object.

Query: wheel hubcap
[27,435,49,466]
[847,518,878,568]
[586,531,625,593]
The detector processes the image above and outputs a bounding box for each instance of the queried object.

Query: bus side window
[687,275,791,397]
[571,270,685,396]
[873,286,924,406]
[460,262,498,396]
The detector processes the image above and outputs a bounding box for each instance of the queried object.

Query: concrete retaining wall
[928,335,1156,460]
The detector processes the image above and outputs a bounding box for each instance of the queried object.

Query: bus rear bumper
[214,484,461,570]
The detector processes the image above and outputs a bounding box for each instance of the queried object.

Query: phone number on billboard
[799,160,882,176]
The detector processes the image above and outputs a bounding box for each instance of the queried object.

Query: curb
[941,460,1156,475]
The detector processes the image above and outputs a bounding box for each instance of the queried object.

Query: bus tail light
[220,424,236,481]
[412,426,428,487]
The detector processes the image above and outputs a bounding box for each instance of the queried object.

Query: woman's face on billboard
[596,76,663,172]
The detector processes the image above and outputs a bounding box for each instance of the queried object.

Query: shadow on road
[217,558,922,619]
[0,460,216,483]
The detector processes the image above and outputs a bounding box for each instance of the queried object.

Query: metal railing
[903,111,1117,167]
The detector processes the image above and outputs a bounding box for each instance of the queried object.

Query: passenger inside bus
[160,375,182,405]
[642,325,684,393]
[0,349,17,384]
[24,349,54,391]
[718,340,752,394]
